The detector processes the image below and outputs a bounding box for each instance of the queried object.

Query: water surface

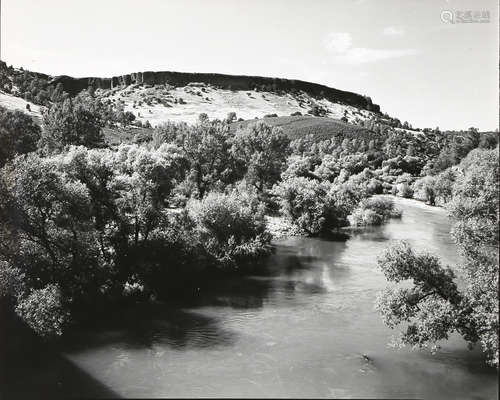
[60,197,498,399]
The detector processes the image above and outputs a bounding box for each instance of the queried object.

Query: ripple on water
[59,197,497,399]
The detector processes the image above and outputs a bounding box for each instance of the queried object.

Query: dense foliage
[375,148,499,367]
[40,92,106,151]
[0,106,41,167]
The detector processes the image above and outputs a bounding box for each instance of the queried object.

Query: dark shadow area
[0,305,121,399]
[62,303,237,353]
[0,237,353,398]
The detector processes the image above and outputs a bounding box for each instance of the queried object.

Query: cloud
[324,32,417,64]
[383,26,406,36]
[324,32,353,53]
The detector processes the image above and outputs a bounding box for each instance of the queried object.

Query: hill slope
[230,115,375,141]
[0,91,42,123]
[99,82,377,126]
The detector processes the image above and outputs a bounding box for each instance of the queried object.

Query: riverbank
[264,215,304,238]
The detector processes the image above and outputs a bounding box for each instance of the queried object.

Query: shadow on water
[63,304,238,353]
[0,306,121,399]
[2,236,355,398]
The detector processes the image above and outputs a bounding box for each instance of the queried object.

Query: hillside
[98,82,377,126]
[0,61,381,128]
[50,70,380,113]
[0,91,43,123]
[229,115,376,141]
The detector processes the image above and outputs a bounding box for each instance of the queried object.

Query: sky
[2,0,499,131]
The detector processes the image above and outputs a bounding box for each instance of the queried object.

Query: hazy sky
[3,0,499,130]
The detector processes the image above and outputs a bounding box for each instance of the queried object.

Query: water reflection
[20,197,498,398]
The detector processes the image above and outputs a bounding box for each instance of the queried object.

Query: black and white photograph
[0,0,498,398]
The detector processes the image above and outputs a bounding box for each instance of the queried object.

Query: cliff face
[49,71,380,112]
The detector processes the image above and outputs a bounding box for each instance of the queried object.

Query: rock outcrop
[49,71,380,112]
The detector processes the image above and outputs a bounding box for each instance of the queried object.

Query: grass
[103,115,376,146]
[230,115,376,141]
[103,126,154,146]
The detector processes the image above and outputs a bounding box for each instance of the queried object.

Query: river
[7,197,498,399]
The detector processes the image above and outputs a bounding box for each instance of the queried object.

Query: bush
[397,182,414,198]
[15,284,69,337]
[272,177,353,236]
[0,262,25,303]
[350,208,384,226]
[367,178,383,195]
[349,196,401,226]
[273,177,328,235]
[187,191,271,268]
[307,104,327,117]
[413,176,436,205]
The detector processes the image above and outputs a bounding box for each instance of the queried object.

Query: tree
[307,104,327,117]
[376,147,499,367]
[41,92,106,152]
[198,113,209,123]
[226,112,237,123]
[273,177,355,236]
[434,168,456,204]
[0,106,41,167]
[186,190,271,268]
[169,120,241,198]
[413,176,436,205]
[231,122,291,193]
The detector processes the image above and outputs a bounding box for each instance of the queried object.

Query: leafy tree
[376,147,499,367]
[273,177,355,236]
[187,190,271,268]
[231,122,291,193]
[198,113,209,123]
[41,92,106,151]
[350,196,401,226]
[434,168,456,204]
[273,176,331,235]
[413,176,437,205]
[0,106,41,167]
[226,111,237,123]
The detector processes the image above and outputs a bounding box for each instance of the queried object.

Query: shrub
[413,176,436,205]
[307,104,327,117]
[0,262,25,303]
[15,284,69,337]
[272,177,353,236]
[350,208,384,226]
[349,196,401,226]
[367,178,383,195]
[397,182,414,198]
[187,191,271,268]
[273,177,330,235]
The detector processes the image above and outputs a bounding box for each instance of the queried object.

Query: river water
[55,197,498,398]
